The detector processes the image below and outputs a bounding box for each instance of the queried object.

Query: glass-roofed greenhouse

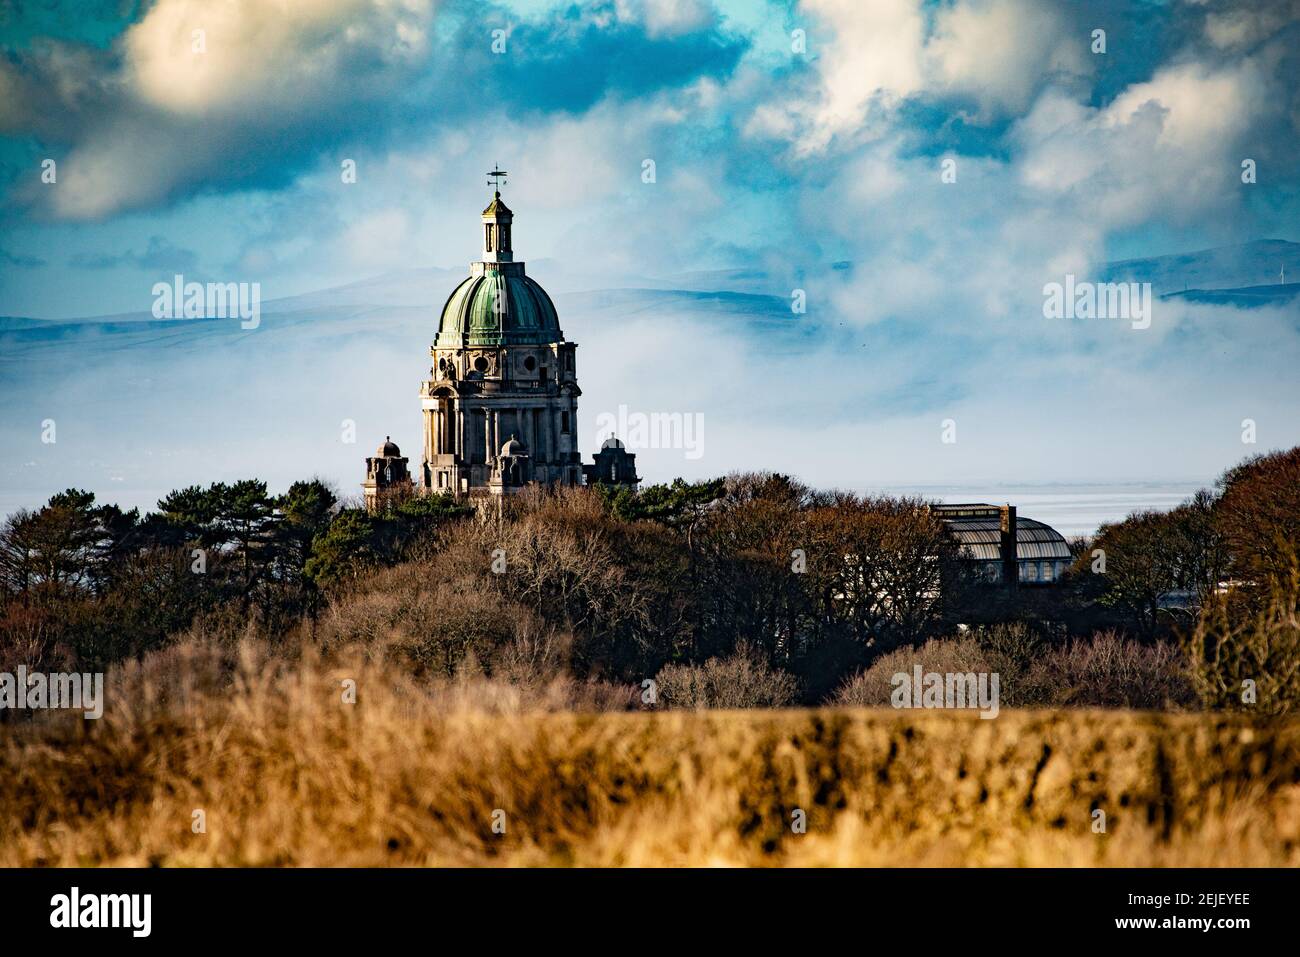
[932,504,1073,585]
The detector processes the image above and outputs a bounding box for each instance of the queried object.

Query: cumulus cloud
[615,0,717,38]
[5,0,436,219]
[1015,57,1272,228]
[927,0,1089,115]
[750,0,1090,153]
[124,0,434,116]
[46,116,220,220]
[1202,0,1300,50]
[0,40,114,137]
[750,0,925,152]
[3,0,745,220]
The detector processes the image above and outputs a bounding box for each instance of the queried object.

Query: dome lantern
[433,172,563,349]
[482,167,513,263]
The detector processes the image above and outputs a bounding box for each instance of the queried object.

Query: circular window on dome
[474,356,489,373]
[523,355,536,372]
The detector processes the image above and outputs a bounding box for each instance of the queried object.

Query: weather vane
[487,165,508,191]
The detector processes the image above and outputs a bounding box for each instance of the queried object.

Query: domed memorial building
[364,171,638,505]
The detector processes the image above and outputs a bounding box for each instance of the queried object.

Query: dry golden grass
[1,640,1297,867]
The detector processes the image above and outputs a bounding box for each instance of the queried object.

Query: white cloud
[616,0,717,38]
[21,0,438,219]
[1105,59,1263,148]
[1015,59,1271,228]
[48,118,212,220]
[927,0,1088,116]
[124,0,433,117]
[806,0,926,127]
[1203,0,1300,50]
[751,0,1088,152]
[767,0,927,153]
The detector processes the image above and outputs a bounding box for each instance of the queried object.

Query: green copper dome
[435,268,562,347]
[434,188,563,348]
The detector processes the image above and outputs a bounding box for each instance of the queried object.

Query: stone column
[569,401,577,460]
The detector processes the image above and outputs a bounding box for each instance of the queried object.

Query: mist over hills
[1101,239,1300,296]
[1,241,1297,528]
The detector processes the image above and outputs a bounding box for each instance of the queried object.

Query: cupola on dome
[434,185,563,349]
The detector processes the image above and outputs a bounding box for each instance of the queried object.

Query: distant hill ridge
[1101,239,1300,296]
[3,239,1297,330]
[1162,282,1299,307]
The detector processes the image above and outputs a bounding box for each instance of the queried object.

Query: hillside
[1102,239,1300,295]
[1163,282,1300,308]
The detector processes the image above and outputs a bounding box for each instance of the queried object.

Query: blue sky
[1,0,1299,511]
[3,0,1296,316]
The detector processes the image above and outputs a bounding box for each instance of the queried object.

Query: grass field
[2,642,1297,867]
